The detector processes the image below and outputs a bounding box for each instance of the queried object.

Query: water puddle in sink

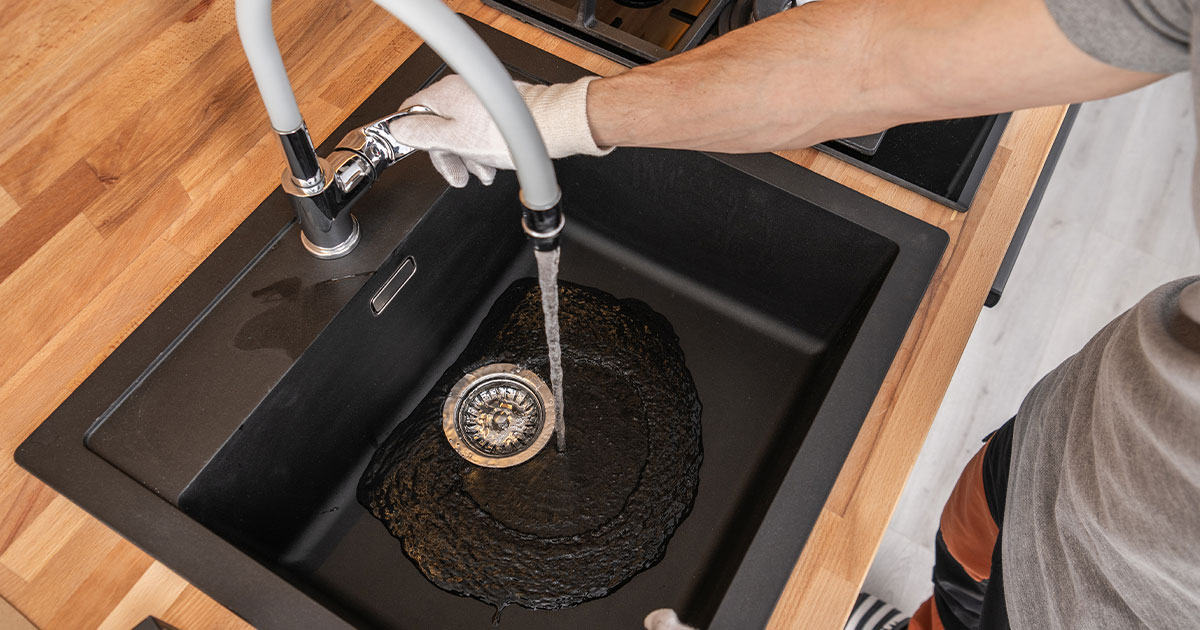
[534,247,566,451]
[358,279,702,616]
[234,272,373,359]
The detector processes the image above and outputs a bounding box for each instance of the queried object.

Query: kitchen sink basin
[16,18,947,630]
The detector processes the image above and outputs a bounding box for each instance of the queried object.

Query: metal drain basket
[442,363,557,468]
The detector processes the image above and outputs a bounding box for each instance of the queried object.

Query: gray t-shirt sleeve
[1044,0,1193,73]
[1004,277,1200,630]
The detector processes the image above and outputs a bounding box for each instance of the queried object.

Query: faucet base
[300,214,360,259]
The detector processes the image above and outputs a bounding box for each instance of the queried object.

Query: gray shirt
[1005,3,1200,626]
[1005,279,1200,629]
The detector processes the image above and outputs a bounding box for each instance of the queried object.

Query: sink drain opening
[443,364,556,468]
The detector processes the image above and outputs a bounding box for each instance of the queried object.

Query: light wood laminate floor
[863,72,1200,615]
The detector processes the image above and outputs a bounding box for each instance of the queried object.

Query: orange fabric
[909,597,945,630]
[940,439,1000,582]
[908,438,1001,630]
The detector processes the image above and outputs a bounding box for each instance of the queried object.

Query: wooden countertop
[0,0,1066,627]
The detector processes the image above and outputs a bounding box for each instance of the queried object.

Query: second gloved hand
[644,609,697,630]
[387,74,612,188]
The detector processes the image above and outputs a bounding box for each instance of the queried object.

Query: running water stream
[534,247,566,452]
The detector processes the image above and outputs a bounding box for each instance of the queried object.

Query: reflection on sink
[16,18,947,630]
[234,273,374,359]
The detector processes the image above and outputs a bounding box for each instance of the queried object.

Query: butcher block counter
[0,0,1067,627]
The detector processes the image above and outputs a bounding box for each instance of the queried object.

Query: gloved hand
[644,609,698,630]
[387,74,612,188]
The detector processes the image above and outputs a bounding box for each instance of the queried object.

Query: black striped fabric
[845,593,908,630]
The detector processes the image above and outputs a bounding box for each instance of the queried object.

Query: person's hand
[644,608,697,630]
[387,74,612,188]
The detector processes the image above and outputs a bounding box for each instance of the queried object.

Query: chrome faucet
[275,107,436,258]
[237,0,565,259]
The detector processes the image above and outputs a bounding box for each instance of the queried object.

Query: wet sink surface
[16,18,947,630]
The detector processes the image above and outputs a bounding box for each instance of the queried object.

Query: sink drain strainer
[442,363,556,468]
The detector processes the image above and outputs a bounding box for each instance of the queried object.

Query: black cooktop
[484,0,1008,210]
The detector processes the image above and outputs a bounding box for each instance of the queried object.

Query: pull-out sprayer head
[522,198,564,251]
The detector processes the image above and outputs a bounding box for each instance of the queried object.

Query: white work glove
[388,74,612,188]
[645,609,698,630]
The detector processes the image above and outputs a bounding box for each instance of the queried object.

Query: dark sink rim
[14,17,948,630]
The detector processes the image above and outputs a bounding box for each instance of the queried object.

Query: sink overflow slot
[371,257,416,315]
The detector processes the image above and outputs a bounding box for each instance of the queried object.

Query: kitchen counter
[0,0,1066,627]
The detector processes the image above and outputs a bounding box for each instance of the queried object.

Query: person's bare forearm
[587,0,1162,153]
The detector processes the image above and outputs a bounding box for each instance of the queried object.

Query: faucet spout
[236,0,564,258]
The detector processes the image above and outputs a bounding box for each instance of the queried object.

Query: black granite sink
[16,17,946,630]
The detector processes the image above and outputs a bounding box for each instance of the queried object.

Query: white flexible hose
[235,0,561,209]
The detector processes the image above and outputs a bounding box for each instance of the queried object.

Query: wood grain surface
[0,0,1066,627]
